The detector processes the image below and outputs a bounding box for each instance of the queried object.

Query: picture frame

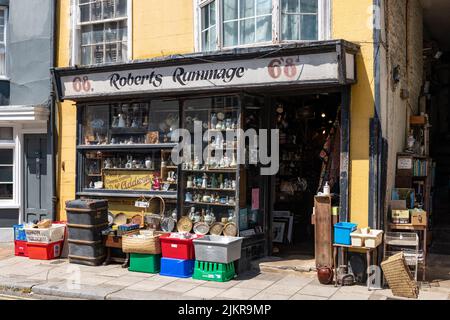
[272,221,286,244]
[146,131,159,144]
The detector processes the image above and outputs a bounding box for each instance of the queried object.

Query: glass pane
[0,167,12,182]
[0,184,12,200]
[94,45,104,64]
[91,1,102,21]
[105,22,118,42]
[223,0,238,21]
[282,14,299,40]
[80,3,90,22]
[121,42,127,61]
[210,1,216,25]
[202,6,209,29]
[81,25,92,45]
[257,0,272,15]
[300,0,318,13]
[105,43,118,62]
[81,45,92,65]
[240,0,255,19]
[240,18,255,45]
[256,16,271,42]
[210,26,216,50]
[93,24,104,44]
[116,0,127,17]
[83,105,109,145]
[301,14,318,40]
[282,0,300,13]
[223,21,238,47]
[118,20,127,41]
[0,128,13,141]
[103,0,115,19]
[0,150,12,164]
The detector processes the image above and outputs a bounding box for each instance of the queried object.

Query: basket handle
[149,195,166,218]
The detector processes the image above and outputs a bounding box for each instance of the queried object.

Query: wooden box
[392,210,410,224]
[410,115,427,125]
[411,210,427,226]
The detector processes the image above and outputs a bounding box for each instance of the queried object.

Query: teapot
[204,209,215,226]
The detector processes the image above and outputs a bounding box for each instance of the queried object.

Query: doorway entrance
[269,93,342,259]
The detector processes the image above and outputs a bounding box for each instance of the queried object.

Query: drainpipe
[50,0,57,221]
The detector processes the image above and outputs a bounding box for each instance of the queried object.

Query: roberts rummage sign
[58,51,355,99]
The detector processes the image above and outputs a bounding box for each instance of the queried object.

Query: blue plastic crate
[334,222,357,245]
[160,257,194,278]
[13,224,27,241]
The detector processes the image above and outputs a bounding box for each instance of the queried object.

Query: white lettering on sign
[59,52,351,99]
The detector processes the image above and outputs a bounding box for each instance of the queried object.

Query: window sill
[0,76,10,81]
[0,203,20,209]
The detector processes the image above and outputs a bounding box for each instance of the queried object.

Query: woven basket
[144,196,166,230]
[122,232,162,254]
[381,252,419,299]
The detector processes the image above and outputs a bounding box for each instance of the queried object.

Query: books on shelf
[413,159,428,177]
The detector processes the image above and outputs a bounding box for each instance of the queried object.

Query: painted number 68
[72,76,91,92]
[268,58,297,79]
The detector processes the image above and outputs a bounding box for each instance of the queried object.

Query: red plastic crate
[14,240,28,257]
[27,241,63,260]
[160,234,203,260]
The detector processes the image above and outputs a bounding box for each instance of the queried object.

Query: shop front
[53,40,358,271]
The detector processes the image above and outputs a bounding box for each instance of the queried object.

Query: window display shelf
[77,189,177,199]
[185,187,236,192]
[77,143,177,150]
[183,168,237,173]
[185,201,236,207]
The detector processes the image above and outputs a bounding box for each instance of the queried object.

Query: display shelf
[184,201,236,207]
[77,143,177,150]
[183,168,237,173]
[102,168,156,172]
[77,189,177,199]
[185,187,236,192]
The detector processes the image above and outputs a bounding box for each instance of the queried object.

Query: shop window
[281,0,318,41]
[0,7,7,76]
[0,149,13,200]
[197,0,329,51]
[0,127,13,142]
[76,0,128,65]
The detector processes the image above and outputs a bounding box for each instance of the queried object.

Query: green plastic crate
[129,253,161,274]
[192,260,236,282]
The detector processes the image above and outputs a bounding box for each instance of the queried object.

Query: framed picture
[146,131,159,144]
[274,217,293,244]
[272,221,286,244]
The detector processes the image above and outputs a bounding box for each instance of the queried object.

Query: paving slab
[0,275,45,292]
[289,294,327,300]
[200,280,240,289]
[32,280,124,300]
[216,287,261,300]
[125,279,172,292]
[297,284,340,298]
[104,275,150,287]
[329,292,372,300]
[260,283,302,296]
[106,289,200,300]
[183,286,227,299]
[250,291,292,300]
[159,280,202,293]
[234,279,276,290]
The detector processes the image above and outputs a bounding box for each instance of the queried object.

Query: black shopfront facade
[53,40,358,271]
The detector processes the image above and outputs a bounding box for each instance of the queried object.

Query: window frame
[0,126,19,207]
[71,0,133,66]
[0,6,8,78]
[194,0,331,52]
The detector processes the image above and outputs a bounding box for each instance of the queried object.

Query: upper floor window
[0,7,7,76]
[197,0,329,52]
[76,0,128,66]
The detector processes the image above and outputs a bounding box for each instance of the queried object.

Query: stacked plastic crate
[159,233,202,278]
[192,235,243,282]
[13,224,28,257]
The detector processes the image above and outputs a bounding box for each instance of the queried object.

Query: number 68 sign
[72,76,92,93]
[268,57,299,79]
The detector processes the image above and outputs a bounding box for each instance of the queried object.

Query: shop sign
[58,51,354,99]
[104,170,153,190]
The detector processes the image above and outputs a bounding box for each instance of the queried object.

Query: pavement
[1,243,450,300]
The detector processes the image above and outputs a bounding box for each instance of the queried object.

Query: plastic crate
[193,235,243,264]
[160,257,194,278]
[385,232,419,247]
[160,233,203,260]
[13,224,27,241]
[129,253,161,274]
[14,240,28,257]
[334,222,357,245]
[350,229,383,248]
[24,224,66,243]
[193,261,236,282]
[27,241,63,260]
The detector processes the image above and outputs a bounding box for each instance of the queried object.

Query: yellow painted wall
[332,0,375,228]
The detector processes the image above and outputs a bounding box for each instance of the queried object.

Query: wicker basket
[144,196,166,230]
[381,252,419,299]
[122,231,162,254]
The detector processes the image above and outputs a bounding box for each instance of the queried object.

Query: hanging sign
[57,51,355,100]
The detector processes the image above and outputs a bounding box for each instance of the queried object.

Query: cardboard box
[411,210,427,226]
[392,210,410,224]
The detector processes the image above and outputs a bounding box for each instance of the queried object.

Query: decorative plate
[209,222,225,235]
[223,222,237,237]
[113,213,127,226]
[217,112,225,121]
[131,214,143,227]
[193,222,210,235]
[161,217,175,232]
[177,216,193,233]
[107,212,114,226]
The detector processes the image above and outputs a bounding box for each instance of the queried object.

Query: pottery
[317,266,334,285]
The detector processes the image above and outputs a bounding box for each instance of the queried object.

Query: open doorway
[270,92,342,259]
